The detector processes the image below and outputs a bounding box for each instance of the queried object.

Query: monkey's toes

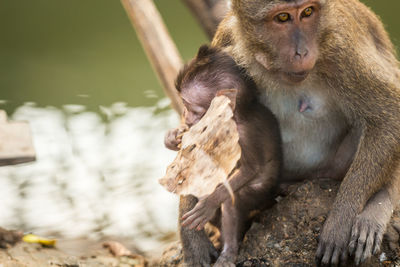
[316,246,346,266]
[349,215,384,265]
[384,221,400,251]
[316,236,349,266]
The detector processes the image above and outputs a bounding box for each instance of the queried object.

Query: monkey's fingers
[372,231,383,255]
[188,216,207,231]
[349,223,360,255]
[340,248,349,265]
[182,210,205,228]
[176,133,184,140]
[330,249,340,267]
[360,230,375,264]
[316,241,347,266]
[350,215,384,265]
[353,227,367,265]
[181,205,202,220]
[393,222,400,233]
[315,242,324,266]
[384,223,400,252]
[321,244,334,266]
[181,215,195,228]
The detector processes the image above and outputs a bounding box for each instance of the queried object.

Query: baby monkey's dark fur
[165,45,282,266]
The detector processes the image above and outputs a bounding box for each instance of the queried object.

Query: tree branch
[121,0,184,115]
[182,0,229,40]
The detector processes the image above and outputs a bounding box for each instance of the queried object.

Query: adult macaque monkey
[201,0,400,266]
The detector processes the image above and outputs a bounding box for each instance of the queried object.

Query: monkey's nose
[295,48,308,59]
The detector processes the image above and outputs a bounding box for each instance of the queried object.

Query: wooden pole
[0,110,35,166]
[121,0,184,115]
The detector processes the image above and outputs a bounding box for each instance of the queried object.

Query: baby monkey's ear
[216,89,238,111]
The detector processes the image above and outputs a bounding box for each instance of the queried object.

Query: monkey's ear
[197,44,212,59]
[216,89,238,111]
[254,52,271,70]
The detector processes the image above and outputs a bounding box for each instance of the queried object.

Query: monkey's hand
[348,189,392,265]
[348,214,385,265]
[316,208,354,266]
[164,125,188,151]
[181,195,218,231]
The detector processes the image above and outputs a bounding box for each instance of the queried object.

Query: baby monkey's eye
[302,7,314,17]
[276,13,290,22]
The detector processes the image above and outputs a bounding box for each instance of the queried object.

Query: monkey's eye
[276,13,290,22]
[302,7,314,17]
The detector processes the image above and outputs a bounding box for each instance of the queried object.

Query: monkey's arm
[181,165,258,230]
[317,124,400,265]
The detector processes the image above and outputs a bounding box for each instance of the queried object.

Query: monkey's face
[181,89,209,127]
[235,0,322,84]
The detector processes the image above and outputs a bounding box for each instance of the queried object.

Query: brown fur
[165,46,281,266]
[210,0,400,265]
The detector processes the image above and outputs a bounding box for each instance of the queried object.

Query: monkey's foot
[316,213,353,266]
[348,213,385,265]
[182,197,218,230]
[213,253,236,267]
[384,218,400,252]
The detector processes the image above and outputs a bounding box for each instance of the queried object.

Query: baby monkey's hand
[164,124,189,151]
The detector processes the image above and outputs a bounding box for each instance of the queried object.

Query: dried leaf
[103,241,132,257]
[159,95,241,198]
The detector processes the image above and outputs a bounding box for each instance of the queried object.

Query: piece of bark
[103,241,132,257]
[159,95,241,198]
[0,110,36,166]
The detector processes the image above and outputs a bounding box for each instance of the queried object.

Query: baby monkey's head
[176,45,257,126]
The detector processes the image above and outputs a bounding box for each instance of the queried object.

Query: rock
[156,180,400,266]
[0,227,23,249]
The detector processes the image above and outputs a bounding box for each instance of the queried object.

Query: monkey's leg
[179,195,218,267]
[214,199,244,267]
[349,163,400,265]
[316,127,400,267]
[182,161,276,229]
[214,181,275,267]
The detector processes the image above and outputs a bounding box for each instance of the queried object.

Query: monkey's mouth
[284,71,309,83]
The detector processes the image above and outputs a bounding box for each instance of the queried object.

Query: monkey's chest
[264,92,347,177]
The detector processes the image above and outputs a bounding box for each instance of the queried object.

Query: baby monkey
[164,45,281,266]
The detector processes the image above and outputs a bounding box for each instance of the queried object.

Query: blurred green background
[0,0,207,113]
[0,0,398,114]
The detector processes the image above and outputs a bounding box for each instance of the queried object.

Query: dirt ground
[0,232,146,267]
[1,179,399,267]
[158,179,400,267]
